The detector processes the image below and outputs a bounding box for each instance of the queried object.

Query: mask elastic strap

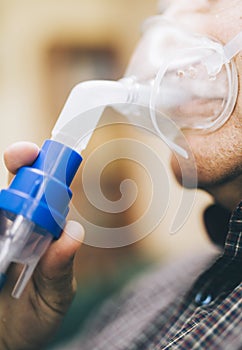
[223,31,242,62]
[204,31,242,76]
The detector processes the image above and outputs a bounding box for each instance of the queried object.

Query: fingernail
[65,220,85,242]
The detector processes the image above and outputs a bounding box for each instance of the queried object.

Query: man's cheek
[235,54,242,114]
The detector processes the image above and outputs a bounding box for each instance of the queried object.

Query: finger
[39,220,84,275]
[4,142,39,174]
[33,221,85,315]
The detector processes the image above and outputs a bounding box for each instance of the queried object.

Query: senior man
[0,0,241,349]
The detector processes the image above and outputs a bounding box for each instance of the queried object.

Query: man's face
[164,0,242,208]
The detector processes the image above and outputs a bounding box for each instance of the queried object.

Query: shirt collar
[193,200,242,306]
[224,200,242,261]
[204,200,242,261]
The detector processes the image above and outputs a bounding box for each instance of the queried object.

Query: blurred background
[0,0,216,347]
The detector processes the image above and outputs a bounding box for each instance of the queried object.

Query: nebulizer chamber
[0,17,239,298]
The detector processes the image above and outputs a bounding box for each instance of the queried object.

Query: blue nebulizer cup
[0,141,82,297]
[0,18,240,298]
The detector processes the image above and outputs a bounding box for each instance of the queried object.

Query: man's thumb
[33,220,84,315]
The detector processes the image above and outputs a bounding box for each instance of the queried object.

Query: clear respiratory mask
[0,17,241,297]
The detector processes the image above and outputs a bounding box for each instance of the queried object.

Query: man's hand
[0,142,85,350]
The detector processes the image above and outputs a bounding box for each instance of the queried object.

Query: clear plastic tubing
[51,79,150,152]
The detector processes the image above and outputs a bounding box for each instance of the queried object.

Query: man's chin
[171,154,242,211]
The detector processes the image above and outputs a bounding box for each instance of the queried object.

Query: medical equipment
[0,18,241,297]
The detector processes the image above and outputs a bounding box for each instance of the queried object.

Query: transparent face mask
[124,16,241,144]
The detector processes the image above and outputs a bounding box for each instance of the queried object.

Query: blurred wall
[0,0,157,181]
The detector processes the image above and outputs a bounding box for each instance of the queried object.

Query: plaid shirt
[54,201,242,350]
